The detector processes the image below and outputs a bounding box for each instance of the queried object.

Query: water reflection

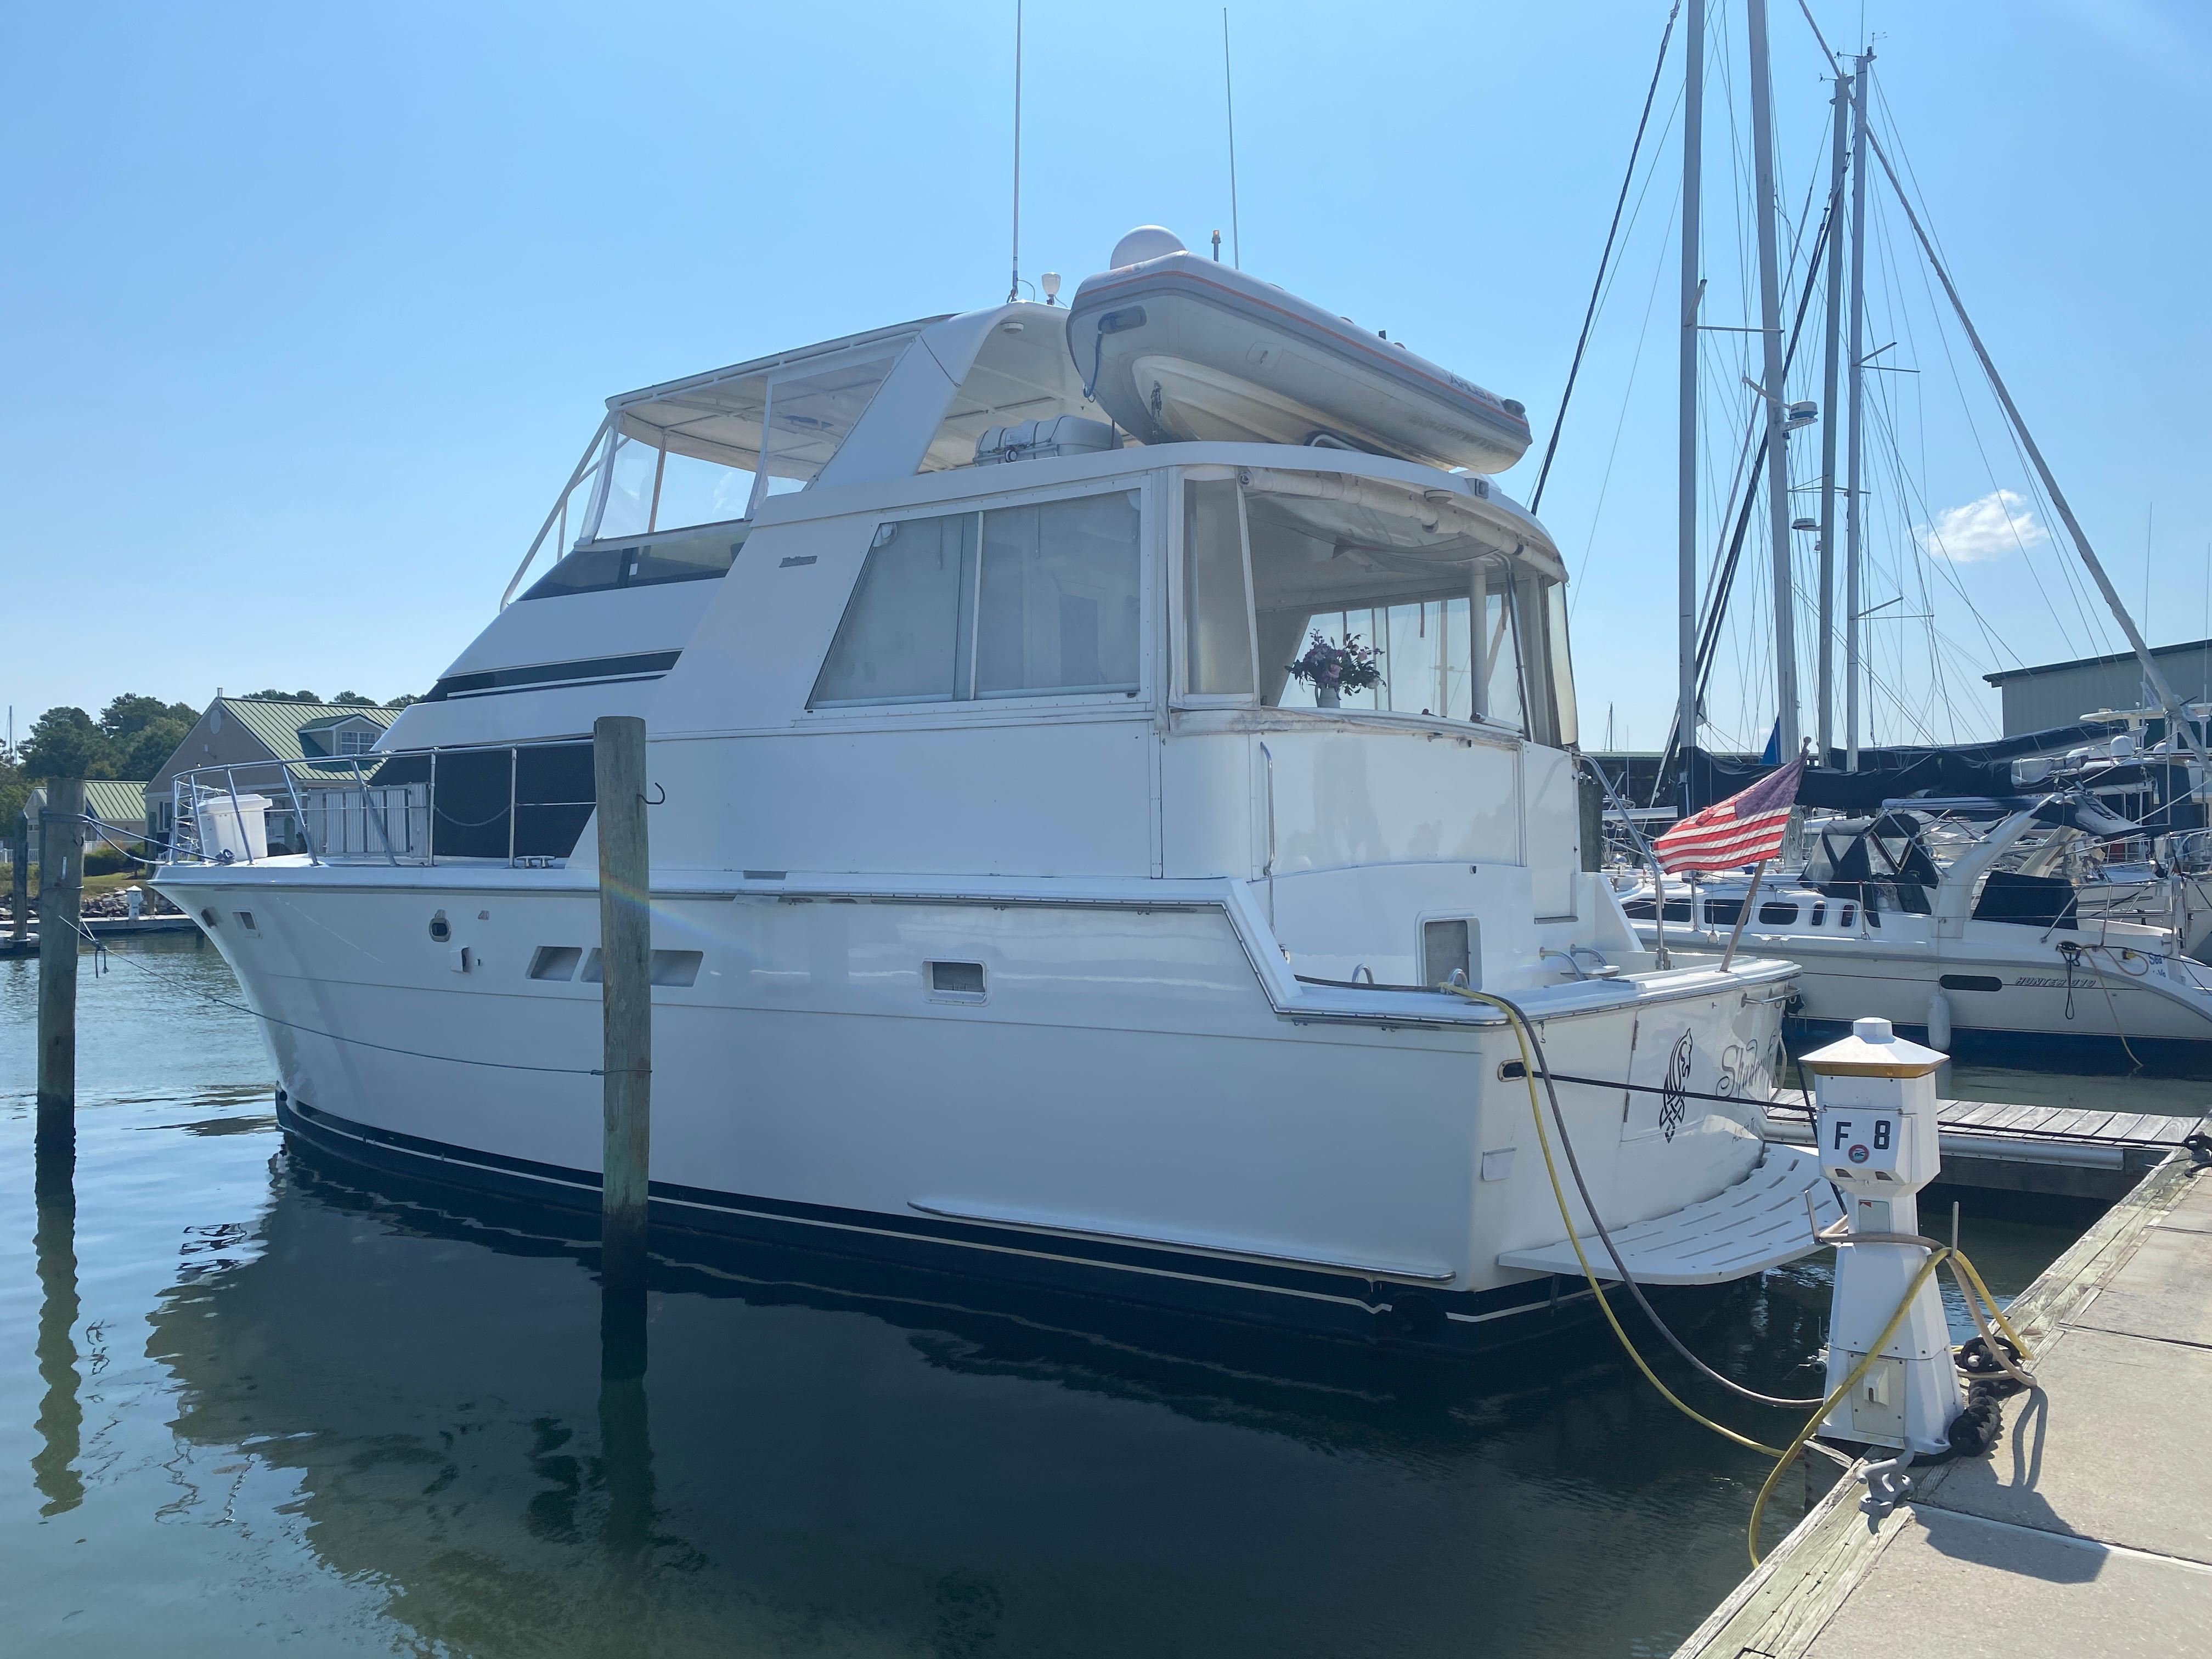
[128,1147,1889,1659]
[31,1170,80,1516]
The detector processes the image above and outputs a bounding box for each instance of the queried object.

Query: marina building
[1984,639,2212,737]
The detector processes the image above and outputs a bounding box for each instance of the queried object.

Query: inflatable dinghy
[1066,238,1531,475]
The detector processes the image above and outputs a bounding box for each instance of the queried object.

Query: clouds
[1917,489,2046,562]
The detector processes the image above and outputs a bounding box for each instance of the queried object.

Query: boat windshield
[1177,470,1575,744]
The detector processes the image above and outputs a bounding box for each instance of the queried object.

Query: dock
[1765,1097,2207,1200]
[1677,1132,2212,1658]
[0,915,202,958]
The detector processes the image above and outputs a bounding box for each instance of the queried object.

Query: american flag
[1654,755,1805,874]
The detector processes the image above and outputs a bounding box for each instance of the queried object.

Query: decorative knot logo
[1660,1032,1693,1143]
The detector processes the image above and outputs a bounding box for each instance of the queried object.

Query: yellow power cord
[1442,984,2035,1566]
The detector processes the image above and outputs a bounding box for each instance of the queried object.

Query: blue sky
[6,1,2207,754]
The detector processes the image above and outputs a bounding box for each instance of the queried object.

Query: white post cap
[1853,1016,1892,1041]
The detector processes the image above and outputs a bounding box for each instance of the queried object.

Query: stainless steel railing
[166,737,595,869]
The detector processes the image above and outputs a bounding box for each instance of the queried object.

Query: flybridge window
[1176,472,1576,745]
[521,528,746,601]
[811,491,1142,708]
[595,353,901,540]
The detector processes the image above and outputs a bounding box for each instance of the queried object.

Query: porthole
[428,910,452,943]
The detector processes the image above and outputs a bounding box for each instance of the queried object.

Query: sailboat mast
[1677,0,1704,790]
[1746,0,1800,762]
[1815,67,1849,764]
[1843,53,1872,771]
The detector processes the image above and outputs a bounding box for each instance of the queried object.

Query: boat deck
[1677,1135,2212,1658]
[1764,1096,2206,1200]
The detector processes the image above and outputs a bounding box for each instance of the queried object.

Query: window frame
[801,473,1158,721]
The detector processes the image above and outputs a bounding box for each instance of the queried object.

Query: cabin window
[1183,479,1256,695]
[976,493,1142,697]
[1477,583,1523,731]
[521,528,744,601]
[1758,901,1799,925]
[1705,899,1743,926]
[1175,472,1570,738]
[811,490,1140,708]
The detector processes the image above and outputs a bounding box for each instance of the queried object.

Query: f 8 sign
[1819,1110,1903,1177]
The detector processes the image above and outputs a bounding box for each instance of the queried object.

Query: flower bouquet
[1286,630,1383,708]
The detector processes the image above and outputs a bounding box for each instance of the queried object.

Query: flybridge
[504,225,1544,607]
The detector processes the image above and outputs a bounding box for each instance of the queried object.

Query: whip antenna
[1222,9,1241,267]
[1008,1,1023,303]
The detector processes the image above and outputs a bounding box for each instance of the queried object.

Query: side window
[811,490,1140,709]
[1478,578,1525,733]
[976,493,1141,697]
[1183,479,1256,696]
[811,514,977,706]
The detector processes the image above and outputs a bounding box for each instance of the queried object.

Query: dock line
[1446,982,2039,1566]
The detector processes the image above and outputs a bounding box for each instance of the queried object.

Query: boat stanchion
[594,716,653,1336]
[35,777,85,1193]
[1801,1015,1961,1500]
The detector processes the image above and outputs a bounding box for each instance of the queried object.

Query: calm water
[1,939,2157,1658]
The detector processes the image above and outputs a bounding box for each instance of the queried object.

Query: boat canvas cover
[1681,725,2118,814]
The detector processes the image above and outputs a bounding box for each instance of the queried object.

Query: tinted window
[812,491,1141,709]
[1758,901,1799,926]
[522,529,743,600]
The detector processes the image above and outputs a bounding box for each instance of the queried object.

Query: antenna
[1008,0,1023,304]
[1222,9,1241,268]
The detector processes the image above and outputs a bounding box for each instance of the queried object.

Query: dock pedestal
[1802,1015,1960,1457]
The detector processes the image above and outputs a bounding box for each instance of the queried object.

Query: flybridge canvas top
[607,317,949,479]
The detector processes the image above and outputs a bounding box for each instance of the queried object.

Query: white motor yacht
[155,229,1826,1352]
[1623,798,2212,1068]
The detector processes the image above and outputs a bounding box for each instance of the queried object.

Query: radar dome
[1110,225,1186,268]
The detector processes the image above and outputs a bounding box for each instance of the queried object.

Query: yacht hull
[165,869,1797,1356]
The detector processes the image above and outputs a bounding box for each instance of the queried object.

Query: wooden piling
[594,716,652,1306]
[9,806,27,946]
[36,777,84,1175]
